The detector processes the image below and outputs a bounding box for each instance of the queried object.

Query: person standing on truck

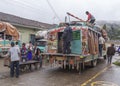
[98,35,105,57]
[62,23,72,54]
[107,44,115,64]
[85,11,95,24]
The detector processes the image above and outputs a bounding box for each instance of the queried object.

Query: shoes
[4,64,10,67]
[10,75,14,78]
[16,76,19,78]
[67,52,71,54]
[4,64,8,67]
[63,52,66,54]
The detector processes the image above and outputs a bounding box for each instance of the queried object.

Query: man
[85,11,95,24]
[107,44,115,64]
[8,42,20,78]
[62,23,72,54]
[98,35,105,57]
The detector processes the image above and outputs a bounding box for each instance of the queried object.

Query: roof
[0,12,55,29]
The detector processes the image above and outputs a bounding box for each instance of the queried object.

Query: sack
[103,44,106,50]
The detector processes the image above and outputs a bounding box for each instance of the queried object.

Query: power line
[3,0,60,23]
[46,0,61,22]
[4,0,49,16]
[4,0,53,21]
[13,0,46,12]
[12,0,61,22]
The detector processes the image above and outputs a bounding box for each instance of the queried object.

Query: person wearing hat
[7,42,20,78]
[62,23,73,54]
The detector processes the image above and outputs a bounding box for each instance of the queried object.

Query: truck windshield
[36,41,46,47]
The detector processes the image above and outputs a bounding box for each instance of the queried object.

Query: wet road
[0,54,120,86]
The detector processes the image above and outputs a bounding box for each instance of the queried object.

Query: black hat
[65,23,69,26]
[11,42,15,47]
[86,11,89,14]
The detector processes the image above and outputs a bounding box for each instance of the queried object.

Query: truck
[35,30,48,53]
[35,39,47,53]
[0,21,20,56]
[41,20,107,73]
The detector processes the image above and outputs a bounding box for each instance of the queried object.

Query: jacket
[62,26,72,42]
[107,46,115,56]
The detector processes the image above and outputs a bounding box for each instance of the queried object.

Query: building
[0,12,54,44]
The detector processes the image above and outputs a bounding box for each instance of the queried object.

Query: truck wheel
[91,59,97,67]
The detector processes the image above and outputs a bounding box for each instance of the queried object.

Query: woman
[34,48,42,68]
[27,41,33,60]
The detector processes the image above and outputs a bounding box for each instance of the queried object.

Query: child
[21,43,27,62]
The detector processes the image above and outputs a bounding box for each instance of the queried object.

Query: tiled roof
[0,12,54,29]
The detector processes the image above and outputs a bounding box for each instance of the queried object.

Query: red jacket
[87,13,95,21]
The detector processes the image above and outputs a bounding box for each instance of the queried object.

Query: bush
[113,61,120,66]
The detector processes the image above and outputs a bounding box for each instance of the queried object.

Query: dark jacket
[107,46,115,56]
[62,26,72,42]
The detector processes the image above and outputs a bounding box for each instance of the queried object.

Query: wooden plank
[41,53,90,57]
[20,60,39,65]
[19,60,40,71]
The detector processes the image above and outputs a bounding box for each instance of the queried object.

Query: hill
[96,21,120,40]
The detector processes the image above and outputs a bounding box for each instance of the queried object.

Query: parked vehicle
[35,30,48,53]
[0,21,20,56]
[36,39,48,53]
[115,46,120,52]
[115,46,120,56]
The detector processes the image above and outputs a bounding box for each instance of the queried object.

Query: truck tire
[91,59,97,67]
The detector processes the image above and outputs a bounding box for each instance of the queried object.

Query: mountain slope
[96,21,120,40]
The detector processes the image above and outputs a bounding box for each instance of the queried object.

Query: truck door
[71,30,82,54]
[57,32,63,53]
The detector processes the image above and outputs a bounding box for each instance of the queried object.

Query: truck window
[36,41,46,47]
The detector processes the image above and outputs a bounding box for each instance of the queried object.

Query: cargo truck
[42,21,106,73]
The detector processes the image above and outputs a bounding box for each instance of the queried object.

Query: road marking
[91,81,118,86]
[81,65,111,86]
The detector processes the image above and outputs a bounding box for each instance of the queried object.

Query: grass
[113,61,120,66]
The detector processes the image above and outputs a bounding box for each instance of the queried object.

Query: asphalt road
[0,54,120,86]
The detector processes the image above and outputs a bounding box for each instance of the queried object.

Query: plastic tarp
[0,22,19,40]
[36,31,48,39]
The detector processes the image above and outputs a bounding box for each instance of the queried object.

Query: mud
[0,54,120,86]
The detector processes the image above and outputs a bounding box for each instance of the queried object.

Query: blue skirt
[27,51,32,60]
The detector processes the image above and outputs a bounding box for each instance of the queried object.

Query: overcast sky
[0,0,120,24]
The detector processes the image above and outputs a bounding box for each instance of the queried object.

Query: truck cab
[36,39,47,53]
[0,22,20,57]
